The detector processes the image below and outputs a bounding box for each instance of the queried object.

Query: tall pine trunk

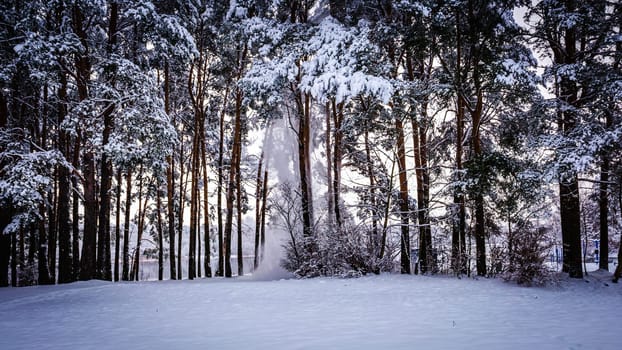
[331,100,343,230]
[224,89,243,277]
[74,4,97,282]
[396,118,410,274]
[57,70,73,284]
[157,184,164,281]
[254,153,264,270]
[598,114,611,271]
[96,2,118,281]
[472,91,486,277]
[121,169,132,281]
[164,61,177,280]
[114,170,121,281]
[201,137,211,277]
[298,92,314,238]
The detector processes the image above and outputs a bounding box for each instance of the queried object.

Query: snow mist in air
[249,116,297,280]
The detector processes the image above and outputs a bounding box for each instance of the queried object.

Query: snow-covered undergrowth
[1,274,620,350]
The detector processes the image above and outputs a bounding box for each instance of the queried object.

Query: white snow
[1,274,620,350]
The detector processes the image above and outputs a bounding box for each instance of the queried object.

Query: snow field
[0,274,620,350]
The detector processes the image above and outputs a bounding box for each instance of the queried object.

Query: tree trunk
[236,150,244,277]
[452,22,467,275]
[599,116,611,271]
[332,100,343,230]
[157,184,164,281]
[72,137,81,280]
[298,92,314,238]
[260,170,268,262]
[224,89,243,278]
[79,151,97,281]
[177,136,186,279]
[96,1,118,282]
[396,119,410,274]
[57,70,73,284]
[37,202,52,285]
[201,136,211,277]
[613,186,622,283]
[254,153,264,270]
[472,91,486,277]
[412,112,432,274]
[216,88,229,276]
[325,102,334,229]
[131,166,146,281]
[74,4,96,282]
[559,178,583,278]
[164,61,177,280]
[188,122,199,280]
[0,208,12,287]
[48,174,57,283]
[555,0,583,279]
[121,169,132,281]
[11,232,17,287]
[114,169,121,281]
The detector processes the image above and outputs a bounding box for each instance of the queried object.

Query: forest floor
[1,271,620,350]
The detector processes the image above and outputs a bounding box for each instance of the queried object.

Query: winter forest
[1,0,622,291]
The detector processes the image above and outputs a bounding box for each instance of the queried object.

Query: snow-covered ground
[1,273,620,350]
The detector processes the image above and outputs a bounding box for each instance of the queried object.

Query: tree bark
[177,136,186,279]
[599,114,611,271]
[37,202,52,285]
[260,170,268,262]
[121,169,132,281]
[325,102,334,229]
[0,207,12,287]
[201,136,211,277]
[224,89,243,277]
[216,88,229,276]
[114,170,121,281]
[164,62,177,280]
[298,92,314,238]
[332,100,343,231]
[157,184,164,281]
[131,166,147,281]
[48,172,57,283]
[57,70,73,284]
[254,153,264,270]
[96,1,118,282]
[396,119,410,274]
[236,148,244,277]
[71,136,81,280]
[472,91,486,277]
[74,3,97,282]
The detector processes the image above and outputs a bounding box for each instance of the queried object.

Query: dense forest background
[1,0,621,287]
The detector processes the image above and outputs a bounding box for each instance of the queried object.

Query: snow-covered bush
[503,229,555,286]
[282,226,394,278]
